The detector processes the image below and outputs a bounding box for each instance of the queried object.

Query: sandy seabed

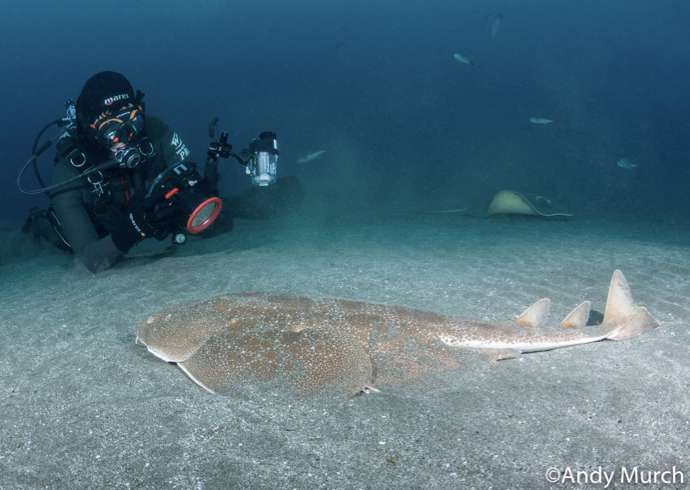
[0,215,688,489]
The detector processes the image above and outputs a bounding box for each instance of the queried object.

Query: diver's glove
[110,198,160,253]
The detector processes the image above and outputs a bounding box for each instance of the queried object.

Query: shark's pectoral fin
[350,385,381,398]
[560,301,592,329]
[515,298,551,328]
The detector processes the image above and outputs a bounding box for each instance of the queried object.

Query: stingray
[136,271,657,396]
[487,190,573,218]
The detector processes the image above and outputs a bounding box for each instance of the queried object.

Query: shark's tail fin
[603,270,659,340]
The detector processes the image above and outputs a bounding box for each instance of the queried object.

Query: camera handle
[205,118,278,189]
[205,118,253,196]
[207,131,249,166]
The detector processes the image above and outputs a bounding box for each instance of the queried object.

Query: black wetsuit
[48,116,201,272]
[23,117,304,273]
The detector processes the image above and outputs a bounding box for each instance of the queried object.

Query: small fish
[616,158,638,170]
[452,52,473,66]
[297,150,326,164]
[529,117,554,125]
[489,13,504,39]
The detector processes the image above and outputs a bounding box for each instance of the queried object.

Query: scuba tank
[17,99,118,196]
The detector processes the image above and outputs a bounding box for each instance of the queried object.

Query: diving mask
[92,106,150,168]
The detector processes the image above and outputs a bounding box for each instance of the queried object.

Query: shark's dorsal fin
[515,298,550,328]
[603,270,635,325]
[560,301,592,329]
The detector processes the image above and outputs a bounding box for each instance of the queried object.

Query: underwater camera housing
[145,162,222,239]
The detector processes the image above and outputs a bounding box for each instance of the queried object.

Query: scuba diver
[19,70,290,273]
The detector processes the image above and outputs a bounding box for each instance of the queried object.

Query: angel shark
[136,270,657,396]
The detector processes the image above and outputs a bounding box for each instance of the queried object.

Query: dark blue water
[2,0,690,226]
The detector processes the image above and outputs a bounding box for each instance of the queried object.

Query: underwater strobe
[246,132,279,187]
[146,162,222,238]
